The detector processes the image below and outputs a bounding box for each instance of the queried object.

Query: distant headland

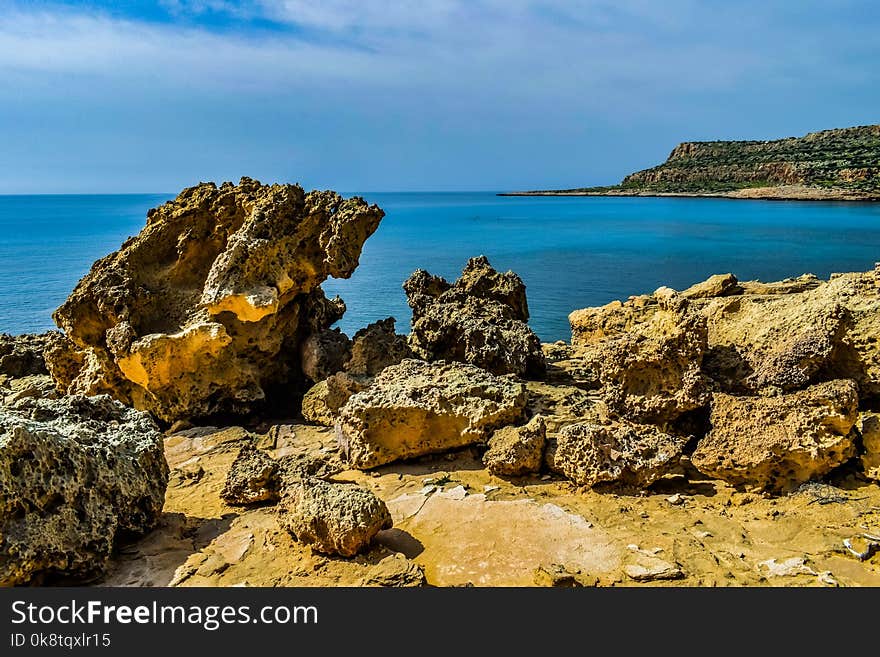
[501,124,880,201]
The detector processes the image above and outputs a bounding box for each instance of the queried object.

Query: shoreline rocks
[692,380,859,492]
[405,256,546,378]
[0,395,168,585]
[47,178,383,423]
[337,359,528,469]
[278,478,392,557]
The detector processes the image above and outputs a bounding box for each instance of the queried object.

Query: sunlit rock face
[48,177,383,423]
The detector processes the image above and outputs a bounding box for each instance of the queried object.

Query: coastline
[498,185,880,202]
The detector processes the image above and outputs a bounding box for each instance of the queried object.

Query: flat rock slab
[385,492,621,586]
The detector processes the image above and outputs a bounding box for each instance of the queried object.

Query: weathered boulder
[574,288,709,425]
[221,445,281,505]
[337,359,528,469]
[404,256,545,377]
[301,372,369,427]
[278,478,392,557]
[483,415,547,476]
[346,318,413,376]
[548,418,686,488]
[700,284,848,393]
[300,328,352,383]
[858,412,880,481]
[0,395,168,585]
[0,332,60,378]
[48,178,383,422]
[691,379,859,492]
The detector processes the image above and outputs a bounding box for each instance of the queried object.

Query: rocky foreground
[2,178,880,587]
[503,124,880,201]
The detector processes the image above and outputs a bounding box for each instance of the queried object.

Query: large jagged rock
[278,478,392,557]
[299,328,352,383]
[547,418,687,488]
[404,256,545,378]
[692,380,859,492]
[571,288,708,425]
[47,178,383,422]
[483,415,547,476]
[337,359,528,469]
[0,395,168,585]
[346,317,413,376]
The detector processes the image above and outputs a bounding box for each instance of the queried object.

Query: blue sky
[1,0,878,193]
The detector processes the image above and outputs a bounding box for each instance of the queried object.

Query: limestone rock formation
[337,359,528,469]
[221,445,281,505]
[278,478,392,557]
[48,178,383,422]
[680,273,741,299]
[301,372,370,427]
[548,418,686,488]
[299,328,352,383]
[346,317,413,377]
[483,415,547,476]
[0,395,168,585]
[404,256,545,377]
[572,288,708,425]
[692,380,859,492]
[700,284,848,393]
[0,332,60,378]
[857,412,880,481]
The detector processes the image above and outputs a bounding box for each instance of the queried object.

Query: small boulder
[279,478,392,557]
[692,379,859,492]
[0,395,168,585]
[483,415,546,476]
[548,418,686,488]
[336,359,528,469]
[220,445,281,505]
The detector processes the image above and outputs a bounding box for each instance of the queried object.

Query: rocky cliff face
[48,178,383,423]
[510,125,880,200]
[620,125,880,196]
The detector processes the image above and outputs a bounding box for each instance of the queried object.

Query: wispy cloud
[0,1,877,192]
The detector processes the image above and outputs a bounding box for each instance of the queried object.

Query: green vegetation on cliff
[523,125,880,199]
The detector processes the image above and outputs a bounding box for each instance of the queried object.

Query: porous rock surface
[692,379,859,492]
[570,288,709,425]
[220,444,281,505]
[548,417,687,488]
[483,415,547,476]
[301,372,370,427]
[48,178,383,422]
[404,256,545,377]
[0,395,168,585]
[336,359,528,469]
[278,478,392,557]
[0,332,61,378]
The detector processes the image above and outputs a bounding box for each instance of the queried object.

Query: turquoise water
[3,192,880,342]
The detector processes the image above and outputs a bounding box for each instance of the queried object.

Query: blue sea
[3,192,880,342]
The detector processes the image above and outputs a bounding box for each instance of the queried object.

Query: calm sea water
[3,192,880,342]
